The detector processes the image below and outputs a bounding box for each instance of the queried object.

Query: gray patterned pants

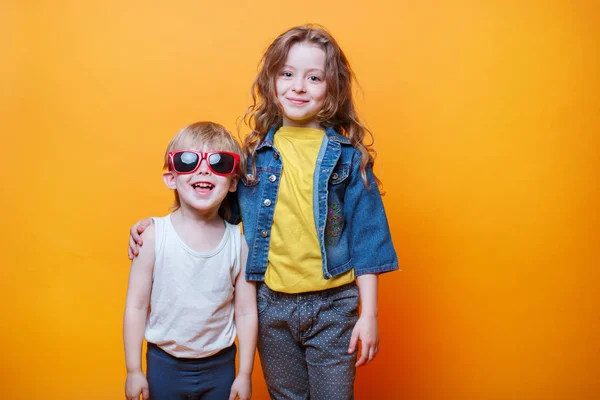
[257,282,359,400]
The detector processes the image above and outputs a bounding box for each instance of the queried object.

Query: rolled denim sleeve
[343,152,399,276]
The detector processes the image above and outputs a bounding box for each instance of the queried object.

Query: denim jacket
[236,126,398,281]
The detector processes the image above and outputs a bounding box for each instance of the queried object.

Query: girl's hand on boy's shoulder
[229,374,252,400]
[125,370,149,400]
[128,218,153,260]
[348,314,380,367]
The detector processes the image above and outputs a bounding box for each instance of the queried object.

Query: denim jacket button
[263,199,272,207]
[332,172,339,180]
[261,230,269,238]
[246,174,254,181]
[269,174,277,182]
[273,153,279,160]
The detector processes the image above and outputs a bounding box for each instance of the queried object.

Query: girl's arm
[343,151,397,367]
[349,274,380,367]
[229,238,257,400]
[123,225,155,400]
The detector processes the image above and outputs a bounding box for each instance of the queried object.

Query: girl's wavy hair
[241,24,380,189]
[164,121,242,221]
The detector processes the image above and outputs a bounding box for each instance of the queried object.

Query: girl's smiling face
[276,42,327,129]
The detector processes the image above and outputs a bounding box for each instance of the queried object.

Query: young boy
[123,122,257,400]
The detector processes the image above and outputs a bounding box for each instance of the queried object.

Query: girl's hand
[125,371,149,400]
[348,314,379,367]
[128,218,153,259]
[229,374,252,400]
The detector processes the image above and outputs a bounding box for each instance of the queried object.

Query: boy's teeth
[193,183,214,189]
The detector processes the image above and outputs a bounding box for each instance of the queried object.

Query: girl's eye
[309,76,321,82]
[282,71,292,78]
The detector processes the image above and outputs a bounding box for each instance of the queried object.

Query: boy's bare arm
[230,238,257,400]
[123,225,155,399]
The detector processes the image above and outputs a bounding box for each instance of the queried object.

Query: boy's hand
[125,371,149,400]
[128,218,153,259]
[348,314,379,367]
[229,374,252,400]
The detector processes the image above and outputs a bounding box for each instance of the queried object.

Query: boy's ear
[228,175,239,192]
[163,171,177,189]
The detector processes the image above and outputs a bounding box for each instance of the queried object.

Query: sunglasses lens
[173,152,199,173]
[208,153,235,174]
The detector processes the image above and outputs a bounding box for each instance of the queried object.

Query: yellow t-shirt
[265,126,354,293]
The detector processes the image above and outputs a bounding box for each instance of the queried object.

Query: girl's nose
[292,76,305,93]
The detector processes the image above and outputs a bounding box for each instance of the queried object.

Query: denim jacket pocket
[330,164,350,185]
[241,170,261,187]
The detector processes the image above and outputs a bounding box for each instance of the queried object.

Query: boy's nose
[196,159,211,174]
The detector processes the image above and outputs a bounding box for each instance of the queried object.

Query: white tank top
[144,215,241,358]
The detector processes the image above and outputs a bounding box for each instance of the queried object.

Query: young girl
[123,122,257,400]
[129,25,397,399]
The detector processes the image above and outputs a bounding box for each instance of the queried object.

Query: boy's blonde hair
[164,121,243,221]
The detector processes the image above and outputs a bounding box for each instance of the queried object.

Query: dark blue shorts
[146,342,236,400]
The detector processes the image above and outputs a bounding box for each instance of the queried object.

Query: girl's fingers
[368,346,378,363]
[348,328,359,353]
[128,237,139,257]
[355,344,369,367]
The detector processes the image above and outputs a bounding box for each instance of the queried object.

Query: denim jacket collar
[255,126,351,152]
[255,126,277,151]
[324,127,351,144]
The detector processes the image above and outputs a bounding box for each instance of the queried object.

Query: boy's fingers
[228,389,237,400]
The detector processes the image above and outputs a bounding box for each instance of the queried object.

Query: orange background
[2,1,598,399]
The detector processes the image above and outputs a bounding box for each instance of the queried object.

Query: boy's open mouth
[192,182,214,190]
